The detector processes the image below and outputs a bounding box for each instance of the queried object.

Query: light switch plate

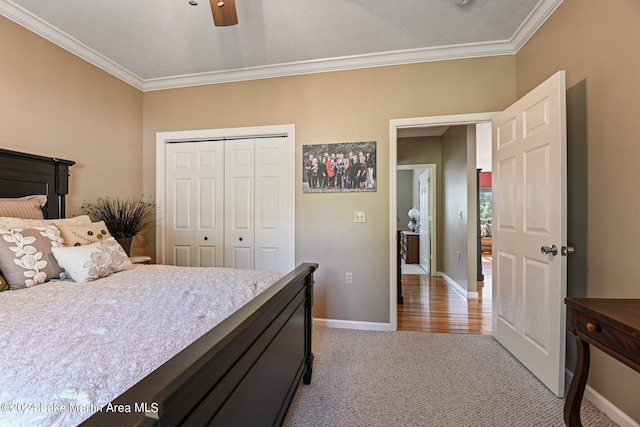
[354,211,366,222]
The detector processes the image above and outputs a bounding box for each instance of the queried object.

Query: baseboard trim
[439,272,479,300]
[565,369,639,427]
[313,318,394,331]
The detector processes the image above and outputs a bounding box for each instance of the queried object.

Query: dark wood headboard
[0,149,74,219]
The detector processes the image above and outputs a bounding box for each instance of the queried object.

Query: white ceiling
[0,0,562,91]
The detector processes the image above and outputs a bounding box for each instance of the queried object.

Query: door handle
[540,245,558,256]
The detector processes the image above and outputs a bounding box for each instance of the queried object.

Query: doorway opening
[389,113,497,332]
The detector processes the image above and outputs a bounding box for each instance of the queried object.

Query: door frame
[396,163,436,274]
[156,124,296,266]
[389,113,497,330]
[418,167,434,273]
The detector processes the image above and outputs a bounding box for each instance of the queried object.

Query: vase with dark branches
[82,196,156,256]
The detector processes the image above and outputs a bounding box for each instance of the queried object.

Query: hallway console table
[400,231,419,264]
[564,298,640,427]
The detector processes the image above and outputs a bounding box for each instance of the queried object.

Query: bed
[0,148,317,426]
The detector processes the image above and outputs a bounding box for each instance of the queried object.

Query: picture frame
[302,141,376,193]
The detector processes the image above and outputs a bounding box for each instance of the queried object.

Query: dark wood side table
[564,298,640,427]
[400,231,419,264]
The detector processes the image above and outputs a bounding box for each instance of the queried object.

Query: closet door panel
[194,143,224,267]
[174,246,192,267]
[254,138,293,273]
[225,139,255,269]
[198,246,218,268]
[166,141,223,267]
[166,145,194,266]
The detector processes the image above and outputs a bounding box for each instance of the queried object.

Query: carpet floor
[283,327,617,427]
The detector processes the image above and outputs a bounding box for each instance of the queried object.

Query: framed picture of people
[303,141,376,193]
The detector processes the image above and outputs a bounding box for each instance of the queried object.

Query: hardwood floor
[397,255,493,335]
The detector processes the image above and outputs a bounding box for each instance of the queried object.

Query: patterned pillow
[51,237,133,283]
[0,225,65,289]
[0,195,47,219]
[57,221,112,246]
[0,215,92,231]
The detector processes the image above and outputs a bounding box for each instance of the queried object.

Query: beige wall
[0,17,143,222]
[517,0,640,421]
[142,58,516,323]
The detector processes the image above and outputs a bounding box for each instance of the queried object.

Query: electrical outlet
[354,211,366,223]
[346,272,353,284]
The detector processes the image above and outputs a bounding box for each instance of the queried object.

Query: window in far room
[479,189,492,221]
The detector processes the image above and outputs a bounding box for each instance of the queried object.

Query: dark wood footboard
[82,263,318,427]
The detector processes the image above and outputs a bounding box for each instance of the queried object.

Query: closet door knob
[239,237,243,241]
[204,236,208,241]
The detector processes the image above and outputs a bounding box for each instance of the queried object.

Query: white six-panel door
[166,141,224,267]
[419,169,431,274]
[492,71,567,397]
[254,137,293,273]
[224,139,255,269]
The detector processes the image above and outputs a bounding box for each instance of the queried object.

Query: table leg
[564,336,590,427]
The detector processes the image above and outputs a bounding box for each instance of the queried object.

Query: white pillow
[51,237,133,282]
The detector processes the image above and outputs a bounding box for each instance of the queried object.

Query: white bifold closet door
[166,137,292,274]
[166,141,224,267]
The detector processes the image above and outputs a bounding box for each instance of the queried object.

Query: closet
[163,134,293,274]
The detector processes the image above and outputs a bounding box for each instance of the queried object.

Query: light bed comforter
[0,264,282,427]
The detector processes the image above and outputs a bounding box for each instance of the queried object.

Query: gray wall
[441,126,470,291]
[398,136,443,271]
[396,170,414,232]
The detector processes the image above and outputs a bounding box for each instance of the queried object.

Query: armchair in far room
[480,220,492,253]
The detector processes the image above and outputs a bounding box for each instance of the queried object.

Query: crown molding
[142,40,516,92]
[0,0,144,90]
[1,0,563,92]
[511,0,564,52]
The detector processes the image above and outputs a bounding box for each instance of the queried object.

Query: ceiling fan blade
[210,0,238,26]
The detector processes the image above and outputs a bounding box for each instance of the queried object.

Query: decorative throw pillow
[0,225,65,289]
[57,221,112,246]
[0,195,47,219]
[0,274,8,292]
[51,237,133,283]
[0,215,92,231]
